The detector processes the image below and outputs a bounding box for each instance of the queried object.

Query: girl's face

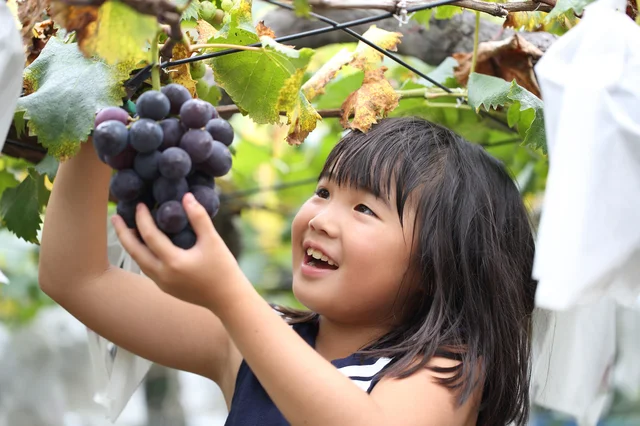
[291,177,418,327]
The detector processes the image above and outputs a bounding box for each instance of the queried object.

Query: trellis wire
[125,0,460,90]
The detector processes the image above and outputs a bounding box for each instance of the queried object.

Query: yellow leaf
[277,67,322,146]
[302,48,353,101]
[350,25,403,71]
[340,67,399,133]
[169,42,198,97]
[61,0,158,66]
[196,19,216,44]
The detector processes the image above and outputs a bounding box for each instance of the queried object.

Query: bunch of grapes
[92,83,235,250]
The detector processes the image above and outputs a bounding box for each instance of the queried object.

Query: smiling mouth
[304,253,339,270]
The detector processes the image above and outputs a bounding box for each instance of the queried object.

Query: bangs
[319,121,428,225]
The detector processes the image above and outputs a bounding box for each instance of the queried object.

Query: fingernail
[185,193,196,205]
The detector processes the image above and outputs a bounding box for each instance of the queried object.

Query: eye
[315,187,330,199]
[355,204,377,217]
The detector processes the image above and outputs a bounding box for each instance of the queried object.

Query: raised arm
[38,140,241,399]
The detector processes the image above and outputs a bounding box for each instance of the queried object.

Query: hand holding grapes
[111,193,247,311]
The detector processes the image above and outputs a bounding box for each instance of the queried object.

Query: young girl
[39,117,536,426]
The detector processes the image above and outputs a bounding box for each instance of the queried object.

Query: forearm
[39,140,112,291]
[215,279,387,426]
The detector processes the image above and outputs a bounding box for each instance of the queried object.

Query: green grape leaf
[181,0,201,21]
[0,170,20,194]
[548,0,595,18]
[15,37,128,160]
[467,73,547,153]
[293,0,311,17]
[412,9,432,28]
[209,0,320,144]
[77,0,158,66]
[434,5,463,20]
[34,155,59,180]
[13,111,26,138]
[0,170,50,244]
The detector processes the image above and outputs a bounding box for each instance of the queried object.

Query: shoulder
[369,356,482,426]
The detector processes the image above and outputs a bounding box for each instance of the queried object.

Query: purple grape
[129,119,163,153]
[159,118,185,151]
[190,185,220,218]
[93,120,129,157]
[196,141,232,177]
[179,129,214,163]
[161,84,192,115]
[180,99,214,129]
[211,107,219,119]
[205,118,234,146]
[110,170,145,202]
[116,199,137,229]
[187,171,215,188]
[153,176,189,204]
[156,201,188,234]
[95,107,130,127]
[134,150,162,181]
[136,90,170,121]
[159,147,192,180]
[105,144,137,170]
[171,228,197,249]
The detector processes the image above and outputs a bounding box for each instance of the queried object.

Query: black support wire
[125,0,460,91]
[261,0,453,92]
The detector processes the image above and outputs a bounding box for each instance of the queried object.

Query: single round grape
[196,78,210,99]
[93,120,129,157]
[161,83,192,115]
[153,176,189,204]
[95,107,130,127]
[110,170,145,202]
[190,61,206,80]
[187,171,215,188]
[171,228,197,249]
[159,147,192,180]
[136,90,171,121]
[116,199,137,229]
[180,99,214,129]
[129,119,164,153]
[156,201,188,234]
[199,1,216,21]
[190,185,220,218]
[179,129,214,163]
[205,118,234,146]
[159,118,185,151]
[134,150,162,181]
[221,0,233,11]
[196,141,232,177]
[105,144,137,170]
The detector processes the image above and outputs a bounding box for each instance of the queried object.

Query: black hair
[276,117,537,425]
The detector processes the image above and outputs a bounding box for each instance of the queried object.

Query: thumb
[183,192,218,243]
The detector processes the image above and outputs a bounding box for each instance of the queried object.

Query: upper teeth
[306,248,336,266]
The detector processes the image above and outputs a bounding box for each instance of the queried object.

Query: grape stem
[151,31,162,91]
[470,12,481,75]
[396,89,468,100]
[189,44,263,53]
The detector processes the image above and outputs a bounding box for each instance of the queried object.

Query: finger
[183,193,217,243]
[134,203,176,258]
[112,215,162,272]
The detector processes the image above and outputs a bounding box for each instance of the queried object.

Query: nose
[308,206,339,238]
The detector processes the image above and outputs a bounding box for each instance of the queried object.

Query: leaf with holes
[15,37,128,160]
[0,169,49,244]
[467,73,547,153]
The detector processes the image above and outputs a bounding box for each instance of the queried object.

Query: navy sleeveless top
[224,317,393,426]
